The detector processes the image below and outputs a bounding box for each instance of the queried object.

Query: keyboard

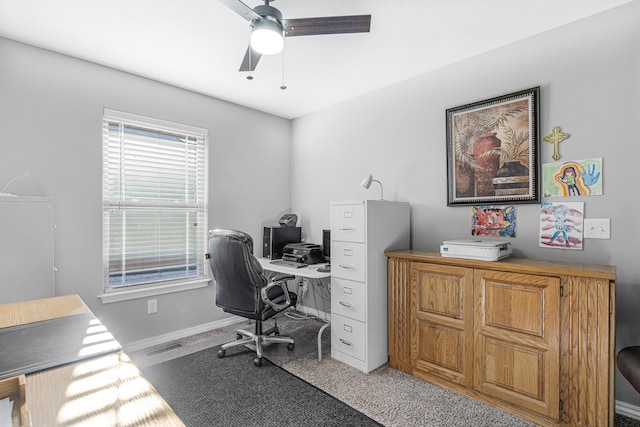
[269,259,308,269]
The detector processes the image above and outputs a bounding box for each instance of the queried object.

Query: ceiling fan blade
[239,46,262,72]
[219,0,261,22]
[283,15,371,37]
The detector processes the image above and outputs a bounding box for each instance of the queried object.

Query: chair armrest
[270,273,295,282]
[260,275,294,311]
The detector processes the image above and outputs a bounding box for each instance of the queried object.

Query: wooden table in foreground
[0,295,185,427]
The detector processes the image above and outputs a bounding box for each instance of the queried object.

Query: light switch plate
[147,299,158,314]
[584,219,611,239]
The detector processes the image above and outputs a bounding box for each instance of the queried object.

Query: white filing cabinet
[330,200,410,372]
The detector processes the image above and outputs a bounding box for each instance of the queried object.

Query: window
[101,109,208,301]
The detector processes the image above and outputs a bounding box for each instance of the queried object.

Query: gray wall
[290,2,640,407]
[0,37,292,344]
[1,0,639,409]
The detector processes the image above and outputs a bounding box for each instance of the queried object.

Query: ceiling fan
[220,0,371,72]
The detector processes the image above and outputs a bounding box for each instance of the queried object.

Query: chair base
[218,318,294,366]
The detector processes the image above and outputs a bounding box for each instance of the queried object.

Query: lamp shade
[360,174,373,189]
[251,18,284,55]
[360,174,384,200]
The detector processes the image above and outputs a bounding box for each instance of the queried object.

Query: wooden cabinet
[330,200,410,373]
[387,251,616,427]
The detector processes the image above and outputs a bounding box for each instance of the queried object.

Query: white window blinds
[102,109,208,291]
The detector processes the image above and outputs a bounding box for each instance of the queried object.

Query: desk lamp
[360,174,384,200]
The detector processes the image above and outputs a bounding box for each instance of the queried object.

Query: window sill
[98,277,211,304]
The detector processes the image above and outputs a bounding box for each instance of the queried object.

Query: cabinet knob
[339,227,355,231]
[339,338,354,346]
[339,264,354,270]
[339,301,353,308]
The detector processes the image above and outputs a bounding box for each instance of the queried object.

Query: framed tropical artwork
[446,87,540,206]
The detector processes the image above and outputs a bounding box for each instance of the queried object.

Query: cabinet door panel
[481,338,545,399]
[411,263,474,386]
[415,320,466,378]
[474,269,560,419]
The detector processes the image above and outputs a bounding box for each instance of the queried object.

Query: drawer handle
[339,338,354,346]
[339,301,353,308]
[339,264,354,270]
[339,227,354,231]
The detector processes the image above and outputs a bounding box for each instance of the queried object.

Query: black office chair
[208,229,297,366]
[618,346,640,393]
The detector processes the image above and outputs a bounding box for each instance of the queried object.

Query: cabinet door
[411,262,474,386]
[473,269,560,420]
[0,198,55,304]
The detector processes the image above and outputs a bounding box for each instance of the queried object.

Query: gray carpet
[131,312,640,427]
[141,344,381,426]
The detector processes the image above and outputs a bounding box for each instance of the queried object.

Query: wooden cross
[544,126,571,161]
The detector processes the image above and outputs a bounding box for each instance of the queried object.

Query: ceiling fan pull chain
[280,43,287,90]
[247,25,254,80]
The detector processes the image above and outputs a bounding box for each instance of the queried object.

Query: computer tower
[322,229,330,262]
[263,226,302,259]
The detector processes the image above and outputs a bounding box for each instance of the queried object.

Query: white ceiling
[0,0,633,119]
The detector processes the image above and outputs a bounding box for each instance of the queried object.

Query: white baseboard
[122,306,328,354]
[616,399,640,420]
[122,316,245,353]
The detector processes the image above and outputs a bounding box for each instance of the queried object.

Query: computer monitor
[263,226,302,259]
[322,229,330,262]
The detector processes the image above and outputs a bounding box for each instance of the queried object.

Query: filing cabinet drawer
[332,241,365,282]
[332,278,366,322]
[331,202,365,243]
[331,313,366,361]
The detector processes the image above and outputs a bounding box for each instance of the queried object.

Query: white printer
[440,239,512,262]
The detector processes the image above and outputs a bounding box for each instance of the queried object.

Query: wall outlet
[147,299,158,314]
[584,219,611,239]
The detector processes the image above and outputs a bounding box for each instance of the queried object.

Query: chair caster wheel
[217,349,226,358]
[236,333,243,340]
[287,343,295,351]
[254,357,263,367]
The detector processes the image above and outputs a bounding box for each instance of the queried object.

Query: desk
[256,258,330,280]
[257,258,331,361]
[0,295,184,426]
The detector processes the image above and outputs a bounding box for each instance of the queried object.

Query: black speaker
[322,229,331,261]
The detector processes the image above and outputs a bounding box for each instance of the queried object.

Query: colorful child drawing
[539,202,584,250]
[542,158,602,197]
[472,205,516,237]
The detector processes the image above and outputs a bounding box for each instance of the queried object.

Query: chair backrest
[207,229,267,316]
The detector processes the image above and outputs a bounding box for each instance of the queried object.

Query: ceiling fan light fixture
[250,17,284,55]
